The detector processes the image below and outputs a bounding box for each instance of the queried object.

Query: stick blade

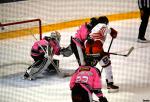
[126,46,134,56]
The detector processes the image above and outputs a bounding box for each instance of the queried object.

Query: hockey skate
[23,66,34,80]
[23,70,36,80]
[23,68,36,80]
[23,72,29,79]
[106,80,119,93]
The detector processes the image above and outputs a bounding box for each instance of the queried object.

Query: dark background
[0,0,26,4]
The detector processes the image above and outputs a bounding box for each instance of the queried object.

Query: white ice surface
[0,19,150,102]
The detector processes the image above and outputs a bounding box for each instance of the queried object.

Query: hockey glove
[99,96,108,102]
[110,28,117,38]
[86,36,94,45]
[60,45,73,57]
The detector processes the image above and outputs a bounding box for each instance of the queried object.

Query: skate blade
[22,76,36,80]
[108,89,119,93]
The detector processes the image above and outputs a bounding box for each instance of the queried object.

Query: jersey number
[75,76,89,83]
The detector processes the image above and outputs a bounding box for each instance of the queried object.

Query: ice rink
[0,0,150,102]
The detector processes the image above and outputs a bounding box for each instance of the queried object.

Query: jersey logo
[79,67,90,72]
[90,27,106,41]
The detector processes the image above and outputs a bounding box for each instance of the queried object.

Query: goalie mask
[50,31,61,42]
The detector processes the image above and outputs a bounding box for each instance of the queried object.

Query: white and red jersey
[70,65,103,97]
[89,23,111,44]
[84,23,111,54]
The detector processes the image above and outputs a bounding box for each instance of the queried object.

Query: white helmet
[50,31,61,42]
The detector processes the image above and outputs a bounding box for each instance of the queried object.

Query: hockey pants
[71,84,92,102]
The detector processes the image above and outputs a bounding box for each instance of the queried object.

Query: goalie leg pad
[25,58,51,79]
[46,59,59,73]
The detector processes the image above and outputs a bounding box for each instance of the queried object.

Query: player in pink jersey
[24,31,62,80]
[61,17,98,65]
[70,58,108,102]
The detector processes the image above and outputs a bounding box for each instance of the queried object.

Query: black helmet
[97,16,109,25]
[87,17,98,31]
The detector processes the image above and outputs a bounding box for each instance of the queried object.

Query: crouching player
[24,31,61,80]
[70,58,108,102]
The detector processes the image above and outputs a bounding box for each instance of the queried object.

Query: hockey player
[84,16,119,93]
[61,16,119,93]
[70,58,108,102]
[24,31,61,80]
[61,17,98,65]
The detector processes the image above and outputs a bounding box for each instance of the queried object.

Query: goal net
[0,19,42,72]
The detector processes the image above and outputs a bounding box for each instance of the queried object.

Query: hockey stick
[107,38,114,52]
[109,46,134,57]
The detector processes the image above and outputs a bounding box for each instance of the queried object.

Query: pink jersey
[75,23,90,42]
[70,65,103,97]
[49,39,60,55]
[72,23,90,48]
[31,38,60,57]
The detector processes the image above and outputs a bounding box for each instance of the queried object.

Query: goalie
[24,31,62,80]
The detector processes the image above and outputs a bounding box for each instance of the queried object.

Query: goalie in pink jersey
[24,31,62,80]
[70,58,108,102]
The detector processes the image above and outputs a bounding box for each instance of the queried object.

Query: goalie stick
[109,46,134,57]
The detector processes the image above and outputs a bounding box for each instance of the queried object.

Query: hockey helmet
[97,16,109,25]
[50,31,61,42]
[86,17,99,31]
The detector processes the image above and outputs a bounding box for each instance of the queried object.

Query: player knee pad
[99,55,111,68]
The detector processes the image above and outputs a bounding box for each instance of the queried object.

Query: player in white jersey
[84,16,119,93]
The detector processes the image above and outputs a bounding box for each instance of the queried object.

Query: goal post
[0,19,43,70]
[0,18,42,40]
